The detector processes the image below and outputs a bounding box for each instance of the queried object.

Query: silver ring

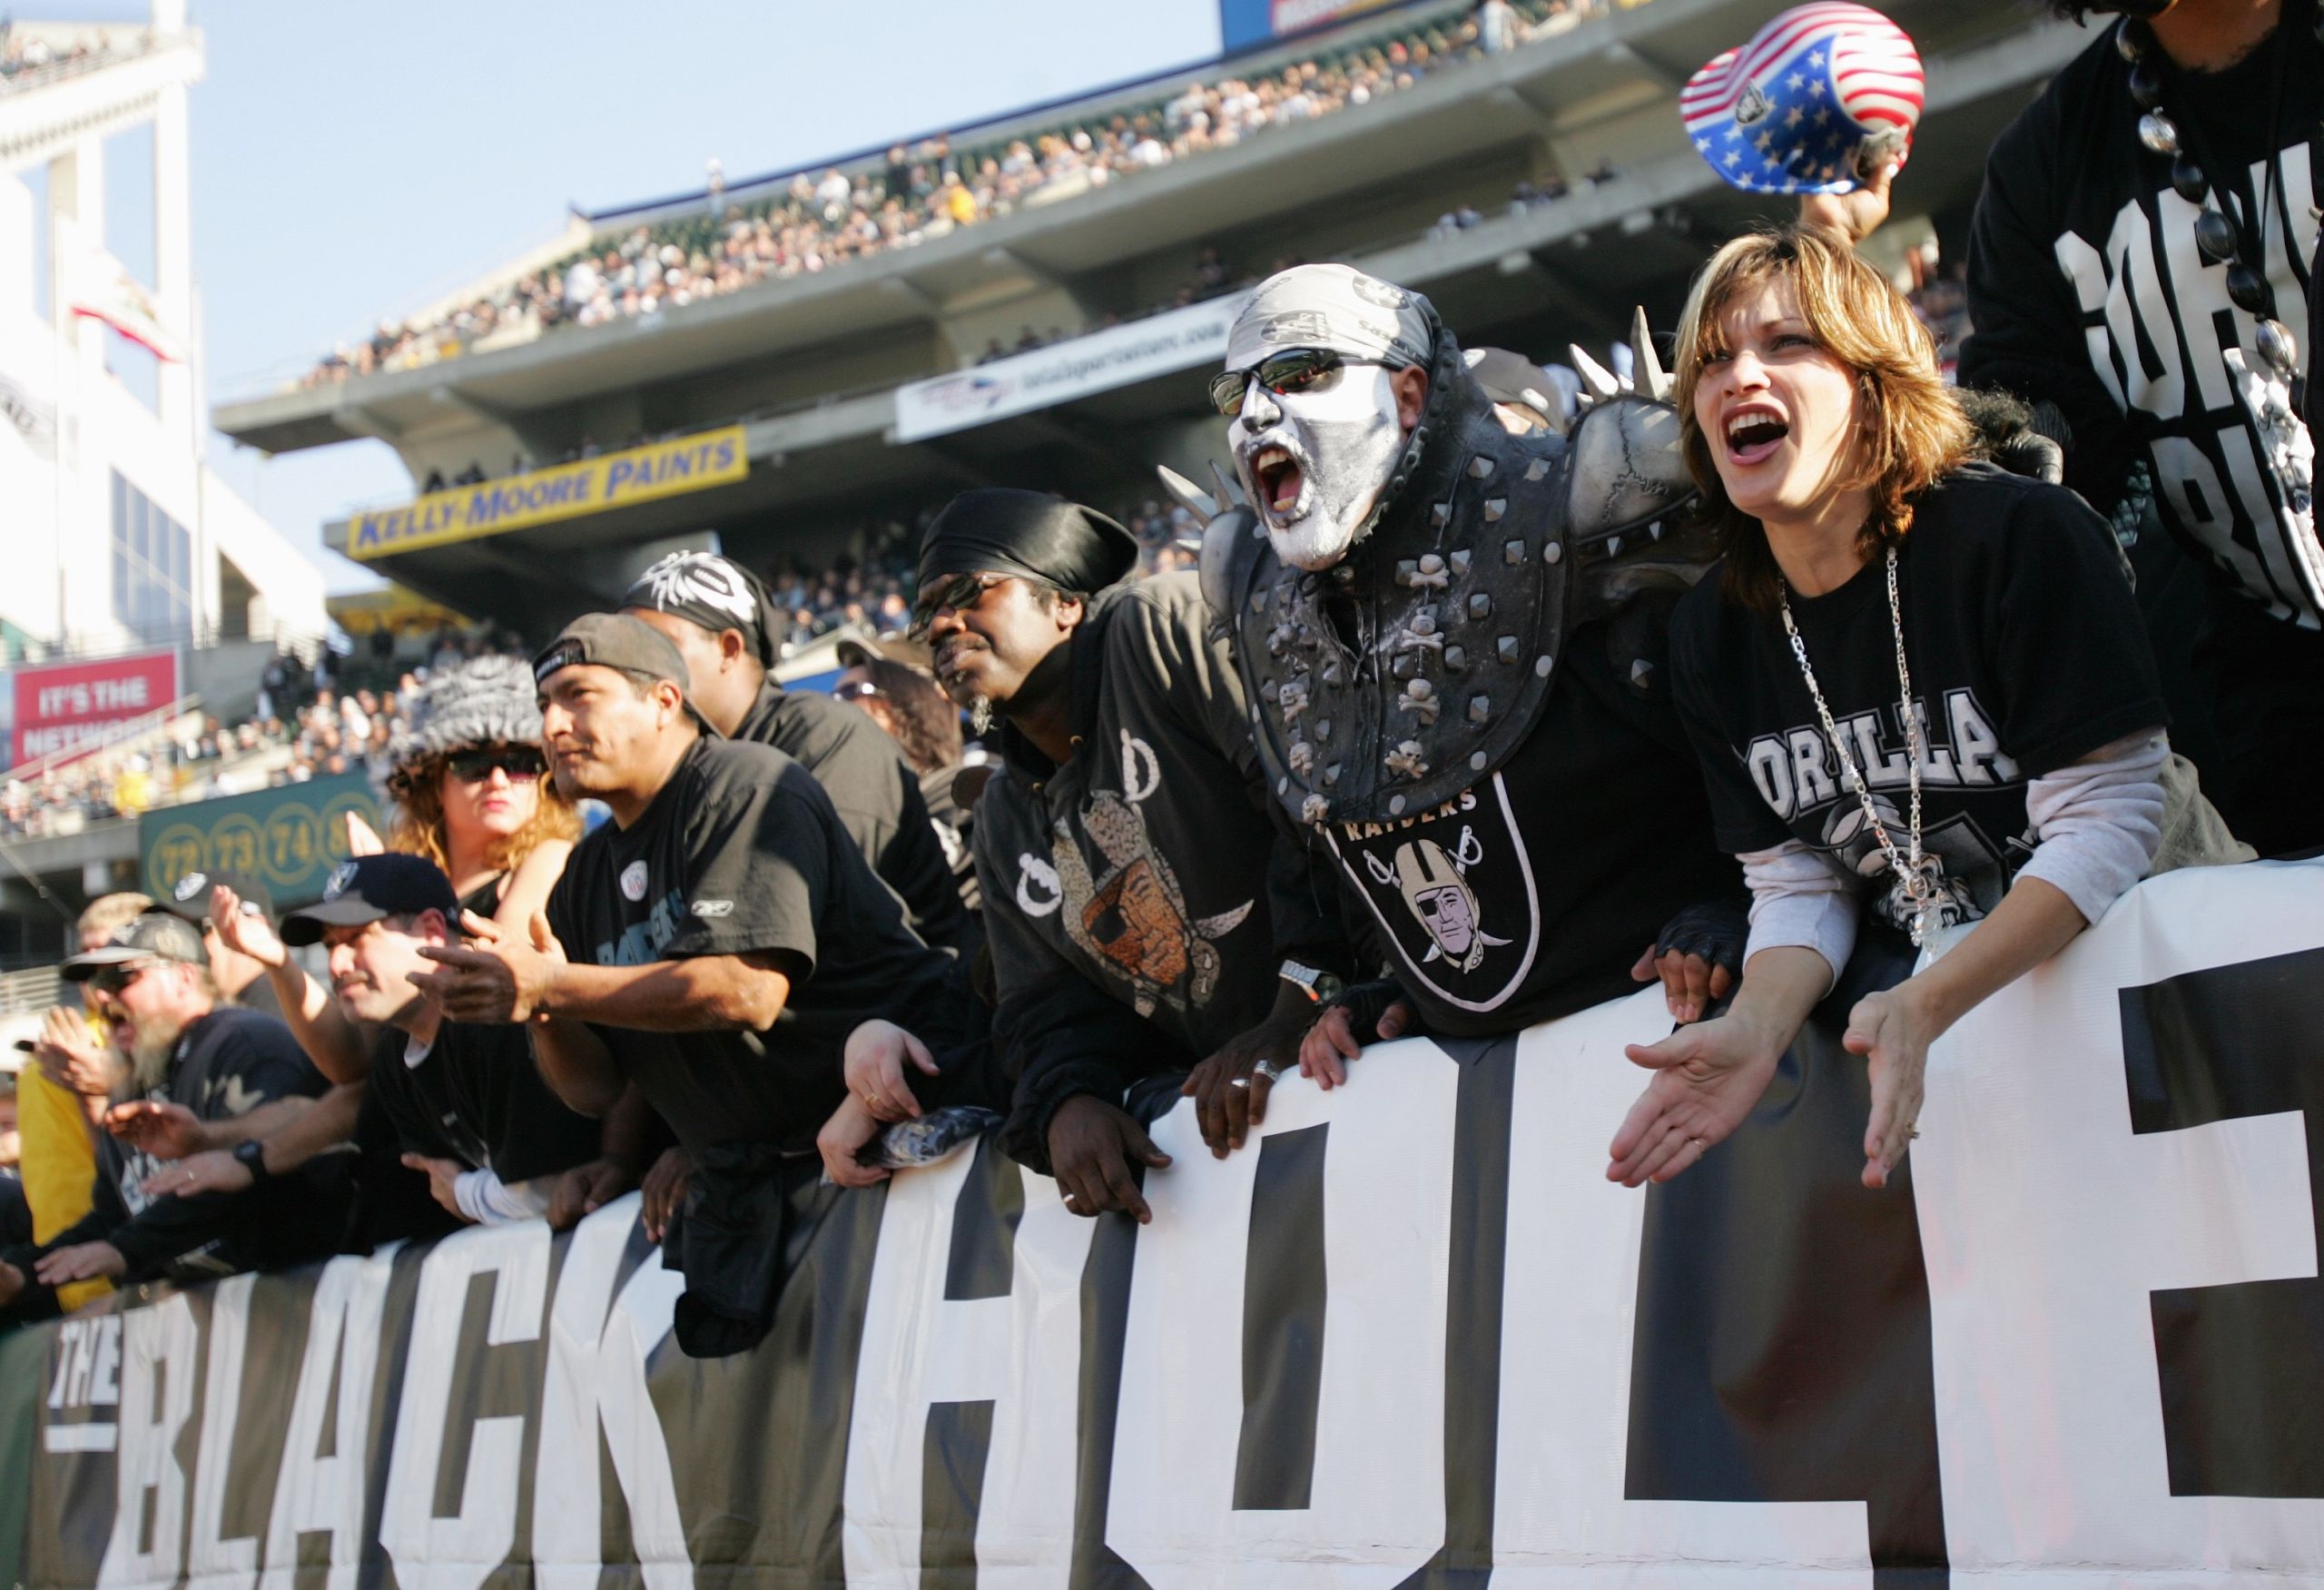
[1689,1137,1706,1154]
[1906,1127,1921,1141]
[1228,1077,1252,1091]
[1254,1059,1285,1082]
[1061,1191,1078,1206]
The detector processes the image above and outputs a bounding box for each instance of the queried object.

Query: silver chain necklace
[1777,546,1955,947]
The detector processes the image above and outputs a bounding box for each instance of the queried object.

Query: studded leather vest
[1205,329,1708,829]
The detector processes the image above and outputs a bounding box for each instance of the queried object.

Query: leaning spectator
[0,914,345,1319]
[834,642,981,922]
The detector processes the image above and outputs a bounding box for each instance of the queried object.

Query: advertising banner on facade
[347,426,749,561]
[13,858,2324,1586]
[8,648,179,767]
[1218,0,1424,52]
[895,293,1252,443]
[136,770,379,908]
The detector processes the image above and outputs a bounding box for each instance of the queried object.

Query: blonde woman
[1610,225,2173,1193]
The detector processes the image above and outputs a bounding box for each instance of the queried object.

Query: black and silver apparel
[973,574,1346,1170]
[1961,12,2319,626]
[1204,321,1732,1032]
[546,736,969,1156]
[732,680,974,955]
[362,1019,601,1184]
[1669,467,2170,936]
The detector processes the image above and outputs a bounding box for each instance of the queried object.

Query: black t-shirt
[361,1019,601,1183]
[1959,23,2319,624]
[1669,467,2169,935]
[1322,614,1740,1037]
[88,1007,342,1280]
[547,736,961,1154]
[733,681,972,953]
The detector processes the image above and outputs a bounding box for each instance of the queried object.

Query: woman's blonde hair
[1673,223,1973,611]
[388,756,580,882]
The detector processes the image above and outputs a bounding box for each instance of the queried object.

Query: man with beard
[619,549,971,954]
[129,856,605,1231]
[1199,263,1744,1071]
[411,615,990,1354]
[0,913,341,1320]
[910,490,1349,1220]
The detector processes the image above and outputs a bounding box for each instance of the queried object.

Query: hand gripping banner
[16,857,2324,1588]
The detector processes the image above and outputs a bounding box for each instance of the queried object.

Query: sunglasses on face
[446,746,547,783]
[90,963,163,996]
[1208,347,1354,417]
[908,572,1012,640]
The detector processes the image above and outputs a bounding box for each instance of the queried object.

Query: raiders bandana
[1225,262,1439,374]
[622,552,778,667]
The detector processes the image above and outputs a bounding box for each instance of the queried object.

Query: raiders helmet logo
[322,863,358,902]
[1259,310,1334,345]
[173,872,211,904]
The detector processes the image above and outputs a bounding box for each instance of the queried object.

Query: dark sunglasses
[1207,347,1350,417]
[446,746,547,783]
[908,572,1012,640]
[90,962,163,995]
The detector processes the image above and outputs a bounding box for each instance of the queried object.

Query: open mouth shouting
[1244,440,1313,525]
[1720,402,1790,467]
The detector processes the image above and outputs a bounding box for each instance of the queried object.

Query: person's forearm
[253,1085,360,1174]
[198,1094,314,1151]
[267,962,370,1083]
[528,1019,626,1118]
[540,957,791,1032]
[1726,945,1836,1058]
[595,1084,657,1171]
[1897,876,2087,1039]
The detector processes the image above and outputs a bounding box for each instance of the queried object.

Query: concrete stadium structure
[215,0,2093,634]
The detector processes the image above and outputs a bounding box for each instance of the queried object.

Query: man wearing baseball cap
[417,612,992,1355]
[0,912,343,1321]
[133,855,603,1234]
[620,549,970,954]
[156,868,285,1021]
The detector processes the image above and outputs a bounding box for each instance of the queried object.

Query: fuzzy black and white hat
[388,655,544,784]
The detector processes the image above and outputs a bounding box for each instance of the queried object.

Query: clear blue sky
[58,0,1228,593]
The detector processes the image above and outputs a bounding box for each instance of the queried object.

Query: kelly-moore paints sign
[347,427,748,561]
[18,858,2324,1586]
[894,293,1253,443]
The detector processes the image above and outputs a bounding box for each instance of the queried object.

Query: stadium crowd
[0,0,2312,1422]
[298,0,1626,390]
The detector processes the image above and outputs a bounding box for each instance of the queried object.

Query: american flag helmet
[1680,3,1924,197]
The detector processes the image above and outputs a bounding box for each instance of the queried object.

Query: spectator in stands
[1610,224,2178,1192]
[834,641,980,921]
[152,869,287,1020]
[1947,0,2319,858]
[135,857,603,1230]
[0,913,344,1319]
[906,490,1344,1217]
[412,615,992,1355]
[620,550,971,955]
[294,0,1626,390]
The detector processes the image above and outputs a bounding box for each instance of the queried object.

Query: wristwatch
[231,1139,271,1183]
[1277,958,1345,1006]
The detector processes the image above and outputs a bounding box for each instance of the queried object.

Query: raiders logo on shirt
[1326,773,1542,1013]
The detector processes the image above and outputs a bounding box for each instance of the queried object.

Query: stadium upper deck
[212,0,2092,635]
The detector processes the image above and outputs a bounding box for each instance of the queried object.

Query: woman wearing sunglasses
[1609,225,2181,1193]
[209,657,581,1081]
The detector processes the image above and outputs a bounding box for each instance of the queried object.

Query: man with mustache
[0,913,343,1320]
[909,490,1349,1220]
[1206,264,1746,1078]
[619,549,972,955]
[412,615,992,1354]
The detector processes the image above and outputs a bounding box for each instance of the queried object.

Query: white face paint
[1229,361,1407,572]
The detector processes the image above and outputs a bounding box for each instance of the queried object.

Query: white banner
[27,857,2324,1586]
[893,292,1251,442]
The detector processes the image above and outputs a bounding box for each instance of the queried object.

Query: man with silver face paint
[1191,263,1751,1091]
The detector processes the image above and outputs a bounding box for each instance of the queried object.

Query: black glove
[1653,901,1748,987]
[1322,977,1423,1042]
